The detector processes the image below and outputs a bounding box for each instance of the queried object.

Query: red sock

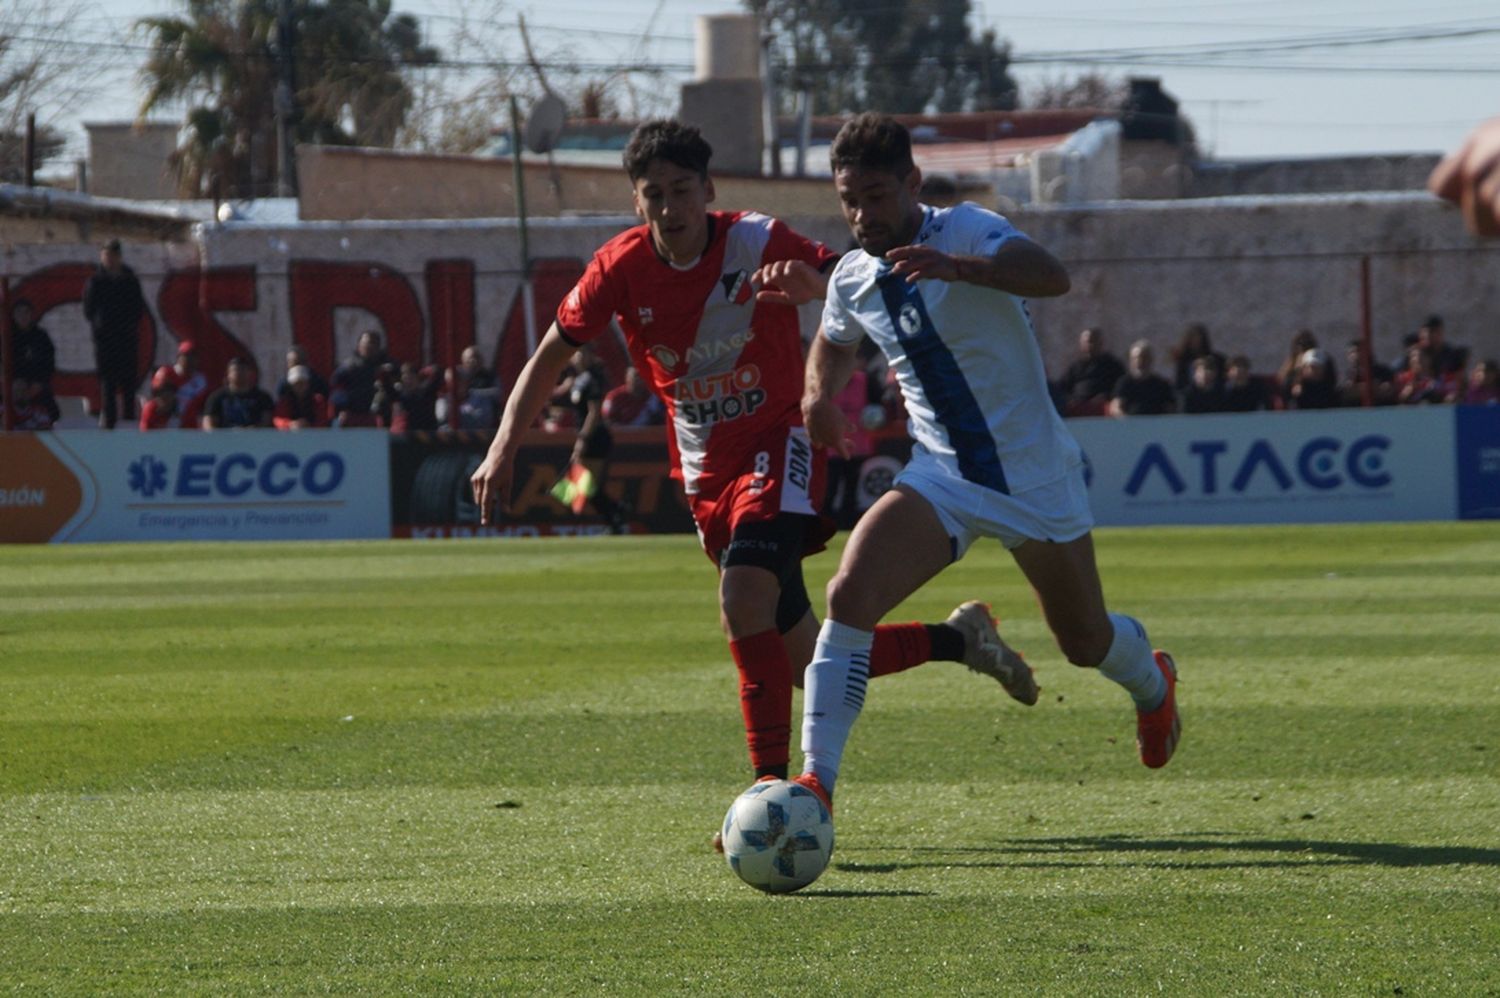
[729,629,793,778]
[869,622,932,678]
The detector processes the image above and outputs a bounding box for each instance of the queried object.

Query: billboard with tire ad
[389,427,695,538]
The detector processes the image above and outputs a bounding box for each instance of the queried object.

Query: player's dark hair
[623,119,713,182]
[830,113,916,179]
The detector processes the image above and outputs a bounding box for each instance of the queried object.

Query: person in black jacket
[81,239,147,428]
[7,298,61,428]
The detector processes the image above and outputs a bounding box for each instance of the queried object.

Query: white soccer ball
[720,778,834,893]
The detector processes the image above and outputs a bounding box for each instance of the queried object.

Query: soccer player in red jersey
[471,120,1033,799]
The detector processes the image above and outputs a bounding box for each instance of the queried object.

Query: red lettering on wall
[156,267,258,383]
[289,260,424,375]
[425,260,476,367]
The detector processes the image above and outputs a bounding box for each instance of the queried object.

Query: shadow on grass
[795,888,932,898]
[836,833,1500,874]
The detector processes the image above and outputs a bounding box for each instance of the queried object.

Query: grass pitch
[2,523,1498,995]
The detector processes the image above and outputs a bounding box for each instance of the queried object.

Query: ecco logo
[127,452,347,499]
[1125,435,1392,496]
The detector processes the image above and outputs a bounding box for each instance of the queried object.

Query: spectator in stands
[331,330,393,427]
[1180,355,1226,413]
[1170,323,1225,393]
[1110,340,1176,416]
[1394,343,1453,405]
[1056,327,1127,417]
[1405,315,1468,379]
[171,341,211,430]
[450,345,501,430]
[202,358,274,429]
[139,366,183,430]
[1338,339,1397,407]
[389,362,441,433]
[6,297,60,429]
[273,365,327,429]
[82,238,147,429]
[603,365,664,427]
[274,344,329,400]
[1288,349,1340,409]
[1276,329,1329,404]
[1460,359,1500,405]
[1220,355,1272,412]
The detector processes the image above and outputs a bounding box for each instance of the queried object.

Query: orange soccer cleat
[791,771,833,815]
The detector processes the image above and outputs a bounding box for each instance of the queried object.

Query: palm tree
[137,0,438,199]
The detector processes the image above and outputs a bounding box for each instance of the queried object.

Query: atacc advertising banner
[0,430,391,543]
[1068,408,1458,526]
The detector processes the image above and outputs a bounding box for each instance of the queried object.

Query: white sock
[800,619,873,795]
[1095,613,1165,710]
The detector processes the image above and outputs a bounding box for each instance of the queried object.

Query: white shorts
[895,451,1094,559]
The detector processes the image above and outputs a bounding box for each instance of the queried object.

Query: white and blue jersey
[821,201,1084,499]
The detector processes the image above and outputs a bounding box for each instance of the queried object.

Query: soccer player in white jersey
[794,113,1181,809]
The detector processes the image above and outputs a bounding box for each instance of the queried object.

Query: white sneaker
[946,601,1039,706]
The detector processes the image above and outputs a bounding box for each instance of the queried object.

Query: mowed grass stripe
[2,523,1498,992]
[5,778,1496,911]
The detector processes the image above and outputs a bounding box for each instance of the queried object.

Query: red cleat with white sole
[1136,650,1180,769]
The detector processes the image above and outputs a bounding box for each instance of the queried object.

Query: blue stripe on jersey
[876,270,1008,494]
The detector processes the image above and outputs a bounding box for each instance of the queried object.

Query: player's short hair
[830,113,916,179]
[623,119,713,182]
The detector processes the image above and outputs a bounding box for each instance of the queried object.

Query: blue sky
[46,0,1500,164]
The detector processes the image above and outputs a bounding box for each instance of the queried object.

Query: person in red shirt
[602,365,664,427]
[172,341,211,430]
[471,119,1025,806]
[139,365,183,430]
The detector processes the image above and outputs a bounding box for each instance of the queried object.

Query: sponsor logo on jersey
[674,364,768,426]
[720,269,753,306]
[637,306,654,325]
[686,328,754,364]
[651,344,679,369]
[786,432,811,492]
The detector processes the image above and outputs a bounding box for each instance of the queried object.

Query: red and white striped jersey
[557,210,838,495]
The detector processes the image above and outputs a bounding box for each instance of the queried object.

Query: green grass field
[2,523,1498,995]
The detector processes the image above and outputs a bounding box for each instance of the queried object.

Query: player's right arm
[802,331,861,459]
[471,323,579,524]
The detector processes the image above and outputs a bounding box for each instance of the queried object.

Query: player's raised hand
[801,395,853,458]
[1429,116,1500,237]
[470,453,514,526]
[885,244,959,283]
[753,260,829,305]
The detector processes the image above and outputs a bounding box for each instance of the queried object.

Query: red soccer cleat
[791,771,834,815]
[1136,651,1180,769]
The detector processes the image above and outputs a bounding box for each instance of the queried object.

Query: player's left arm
[886,237,1070,298]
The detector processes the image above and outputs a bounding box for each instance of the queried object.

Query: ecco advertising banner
[0,430,391,543]
[1069,408,1460,526]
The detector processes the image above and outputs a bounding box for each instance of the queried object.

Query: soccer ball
[720,779,834,893]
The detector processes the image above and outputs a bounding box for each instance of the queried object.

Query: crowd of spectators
[1050,316,1498,417]
[3,310,1496,433]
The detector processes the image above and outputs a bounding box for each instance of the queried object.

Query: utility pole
[275,0,299,197]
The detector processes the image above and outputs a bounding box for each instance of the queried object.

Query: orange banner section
[0,435,84,543]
